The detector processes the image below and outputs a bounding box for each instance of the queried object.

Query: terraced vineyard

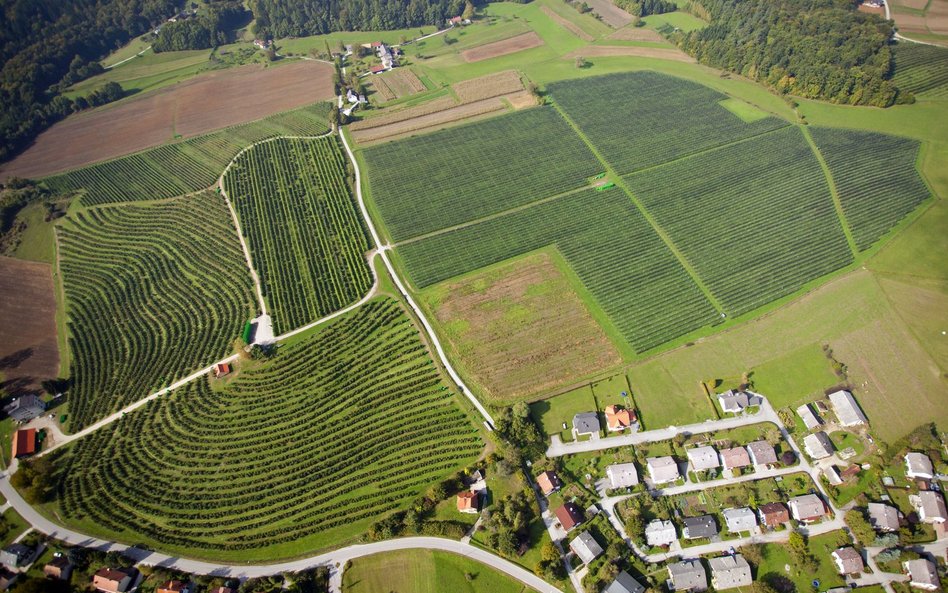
[52,299,482,559]
[44,103,331,205]
[809,128,930,251]
[223,137,373,334]
[363,107,601,241]
[626,127,853,317]
[892,43,948,98]
[57,191,256,429]
[547,72,788,175]
[398,189,719,352]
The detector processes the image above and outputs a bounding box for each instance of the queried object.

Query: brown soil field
[1,61,334,180]
[893,12,932,34]
[927,0,948,34]
[541,6,596,41]
[369,69,426,103]
[583,0,635,28]
[452,70,525,103]
[858,4,885,15]
[350,96,459,130]
[351,97,508,143]
[427,252,621,401]
[0,257,59,397]
[608,26,666,42]
[461,32,545,62]
[565,45,695,62]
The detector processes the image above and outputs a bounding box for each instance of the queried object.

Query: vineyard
[891,43,948,98]
[625,127,854,317]
[547,72,788,175]
[809,127,930,251]
[51,299,482,560]
[397,189,719,353]
[57,191,256,430]
[363,107,601,241]
[222,137,373,334]
[44,103,331,206]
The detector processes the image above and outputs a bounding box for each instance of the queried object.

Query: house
[868,502,901,532]
[903,558,940,591]
[668,560,708,592]
[918,491,948,524]
[832,547,864,575]
[804,432,835,459]
[456,490,478,514]
[645,519,677,547]
[554,502,584,532]
[214,363,231,378]
[905,452,935,480]
[450,15,463,25]
[44,556,73,580]
[605,405,635,431]
[789,494,827,523]
[647,456,680,484]
[723,507,757,533]
[536,470,562,495]
[687,446,720,472]
[573,412,600,437]
[93,567,136,593]
[708,555,753,590]
[3,395,45,422]
[746,441,778,467]
[718,390,749,414]
[758,502,790,527]
[157,582,190,593]
[606,463,639,489]
[0,568,17,591]
[719,447,751,471]
[797,404,822,430]
[683,515,718,539]
[11,428,36,458]
[828,390,868,426]
[604,571,646,593]
[370,65,386,74]
[569,531,603,564]
[0,544,31,569]
[252,39,272,50]
[824,465,843,486]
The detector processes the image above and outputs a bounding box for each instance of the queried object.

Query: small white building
[668,560,708,592]
[796,403,822,430]
[867,502,901,532]
[789,494,827,523]
[606,463,639,489]
[718,390,749,414]
[746,440,778,467]
[804,431,835,459]
[828,390,868,427]
[708,555,753,590]
[722,507,757,533]
[832,547,864,575]
[645,519,677,547]
[904,558,939,591]
[917,491,948,524]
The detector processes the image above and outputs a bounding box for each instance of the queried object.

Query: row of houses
[667,554,753,592]
[646,440,782,485]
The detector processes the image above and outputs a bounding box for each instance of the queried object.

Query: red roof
[554,502,584,531]
[605,405,635,430]
[215,363,231,376]
[371,41,382,47]
[158,581,187,593]
[370,66,385,73]
[457,490,477,511]
[12,428,36,458]
[537,471,561,495]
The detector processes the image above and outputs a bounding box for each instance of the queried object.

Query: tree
[741,543,764,566]
[462,1,476,20]
[845,509,876,544]
[574,56,587,69]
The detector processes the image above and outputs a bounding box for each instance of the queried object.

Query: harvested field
[893,0,929,11]
[460,32,545,62]
[583,0,635,27]
[608,26,666,42]
[426,252,621,401]
[1,61,334,180]
[0,257,59,397]
[350,96,458,131]
[929,0,948,34]
[541,6,595,41]
[368,69,426,103]
[351,97,509,143]
[452,70,525,103]
[564,45,695,62]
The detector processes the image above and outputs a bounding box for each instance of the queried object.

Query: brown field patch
[607,26,666,42]
[460,32,545,62]
[583,0,635,28]
[541,6,596,41]
[351,97,508,143]
[1,61,334,180]
[350,96,459,131]
[892,0,929,10]
[452,70,525,103]
[565,45,695,62]
[893,12,932,34]
[858,3,885,15]
[427,252,621,401]
[927,0,948,34]
[0,257,59,397]
[369,69,426,103]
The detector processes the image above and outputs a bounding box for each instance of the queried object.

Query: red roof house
[214,363,231,378]
[536,471,562,496]
[604,405,635,431]
[11,428,36,458]
[457,490,478,513]
[554,502,584,532]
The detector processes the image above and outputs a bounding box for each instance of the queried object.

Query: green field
[891,42,948,99]
[50,299,482,560]
[530,384,598,441]
[223,136,373,334]
[57,191,256,430]
[66,48,213,98]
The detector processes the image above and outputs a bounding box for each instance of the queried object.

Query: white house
[789,494,827,523]
[905,452,935,480]
[607,463,639,489]
[687,446,720,472]
[668,560,707,592]
[718,390,749,414]
[828,390,868,427]
[722,508,757,533]
[796,404,822,430]
[867,502,901,532]
[569,531,603,565]
[904,558,939,591]
[708,555,753,590]
[917,491,948,524]
[645,519,677,547]
[804,432,835,459]
[746,440,778,467]
[647,456,680,484]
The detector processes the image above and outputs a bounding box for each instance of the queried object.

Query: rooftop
[828,390,868,426]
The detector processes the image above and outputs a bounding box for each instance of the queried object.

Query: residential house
[723,508,757,533]
[93,568,136,593]
[569,531,603,565]
[668,560,708,592]
[456,490,478,514]
[645,519,677,547]
[687,446,720,472]
[605,405,635,431]
[683,515,718,539]
[905,452,936,481]
[606,463,639,489]
[157,582,189,593]
[719,447,751,471]
[214,363,231,378]
[747,441,778,467]
[903,558,940,591]
[867,502,901,532]
[450,15,463,25]
[718,390,757,414]
[573,412,600,437]
[3,395,45,422]
[758,502,790,527]
[536,470,562,496]
[0,568,16,592]
[832,547,864,575]
[708,555,753,590]
[828,390,868,427]
[604,571,646,593]
[918,491,948,524]
[252,39,272,50]
[44,556,73,580]
[647,456,680,484]
[797,404,822,430]
[804,432,835,459]
[0,544,31,569]
[789,494,827,523]
[824,465,843,486]
[554,502,584,532]
[11,428,36,458]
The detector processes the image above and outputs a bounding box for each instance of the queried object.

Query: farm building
[868,502,901,532]
[214,363,231,378]
[828,390,868,426]
[253,39,273,50]
[604,571,646,593]
[719,447,751,471]
[647,456,680,484]
[646,519,677,547]
[456,490,478,513]
[569,531,603,564]
[804,432,835,459]
[554,502,585,531]
[708,555,753,590]
[668,560,708,592]
[606,463,639,489]
[536,470,562,495]
[824,465,843,485]
[0,544,32,569]
[905,452,935,480]
[43,556,73,580]
[3,394,45,422]
[573,412,600,437]
[831,547,864,575]
[797,404,822,430]
[687,446,720,471]
[605,404,635,431]
[722,507,757,533]
[916,491,947,524]
[789,494,827,523]
[683,515,717,539]
[11,428,36,458]
[93,567,136,593]
[903,558,939,591]
[746,440,778,467]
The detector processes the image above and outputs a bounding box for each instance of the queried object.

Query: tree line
[153,1,250,52]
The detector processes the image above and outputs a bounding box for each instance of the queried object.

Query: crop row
[892,43,948,98]
[809,127,930,251]
[53,299,482,554]
[363,107,602,241]
[57,191,257,430]
[223,136,373,334]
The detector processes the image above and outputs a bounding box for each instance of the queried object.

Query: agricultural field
[223,137,373,334]
[57,191,256,430]
[892,43,948,98]
[809,128,930,251]
[44,103,331,206]
[460,32,546,62]
[626,126,854,317]
[366,68,427,103]
[451,69,526,102]
[50,299,483,560]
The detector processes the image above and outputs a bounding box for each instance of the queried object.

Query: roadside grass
[530,385,598,441]
[1,508,30,548]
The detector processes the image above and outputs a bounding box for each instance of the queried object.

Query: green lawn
[627,363,717,428]
[719,98,772,123]
[641,11,708,32]
[10,202,57,265]
[1,508,30,548]
[530,384,598,441]
[277,26,438,56]
[591,374,634,411]
[755,531,849,592]
[750,344,840,410]
[100,35,155,68]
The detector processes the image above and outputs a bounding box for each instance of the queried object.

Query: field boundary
[801,126,860,258]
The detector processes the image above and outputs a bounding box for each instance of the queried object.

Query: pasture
[223,137,373,334]
[50,299,483,560]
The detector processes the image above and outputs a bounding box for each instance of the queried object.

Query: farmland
[460,32,546,62]
[57,191,256,430]
[223,137,373,334]
[892,43,948,98]
[366,69,427,103]
[50,299,482,560]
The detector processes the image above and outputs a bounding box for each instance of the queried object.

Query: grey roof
[3,395,45,422]
[905,452,935,479]
[867,503,901,532]
[604,571,646,593]
[804,431,835,459]
[683,515,718,539]
[569,531,603,565]
[719,447,751,470]
[573,412,600,435]
[607,463,639,489]
[823,465,843,485]
[903,558,939,589]
[645,519,677,547]
[668,560,708,592]
[722,507,757,532]
[708,555,753,590]
[718,390,749,413]
[796,403,822,430]
[647,456,680,483]
[746,440,778,466]
[789,494,827,521]
[829,390,868,426]
[832,547,863,575]
[687,446,720,471]
[919,490,948,523]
